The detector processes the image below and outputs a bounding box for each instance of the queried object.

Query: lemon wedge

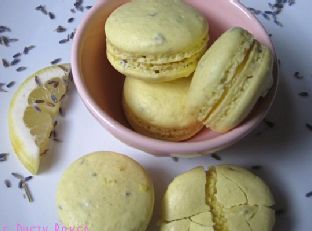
[8,64,71,174]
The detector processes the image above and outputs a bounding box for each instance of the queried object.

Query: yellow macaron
[160,165,275,231]
[187,27,273,133]
[56,151,154,231]
[105,0,208,82]
[122,76,203,141]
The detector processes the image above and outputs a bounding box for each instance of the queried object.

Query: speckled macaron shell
[105,0,208,81]
[56,151,154,231]
[160,165,275,231]
[161,167,211,221]
[122,76,204,141]
[187,27,273,132]
[208,165,275,231]
[160,167,214,231]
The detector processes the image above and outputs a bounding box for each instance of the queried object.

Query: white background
[0,0,311,230]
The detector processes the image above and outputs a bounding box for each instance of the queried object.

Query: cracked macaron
[160,165,275,231]
[105,0,208,82]
[187,27,273,132]
[56,151,154,231]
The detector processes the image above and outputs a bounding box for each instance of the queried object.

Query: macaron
[105,0,208,82]
[122,76,204,141]
[56,151,154,231]
[187,27,273,132]
[160,165,275,231]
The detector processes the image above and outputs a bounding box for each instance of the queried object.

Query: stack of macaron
[105,0,273,141]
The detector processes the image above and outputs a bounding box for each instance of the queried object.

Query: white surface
[0,0,311,230]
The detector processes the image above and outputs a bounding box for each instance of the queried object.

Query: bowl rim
[71,0,278,155]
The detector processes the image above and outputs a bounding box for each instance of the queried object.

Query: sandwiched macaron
[122,76,204,141]
[105,0,208,82]
[56,151,154,231]
[187,27,273,133]
[160,165,275,231]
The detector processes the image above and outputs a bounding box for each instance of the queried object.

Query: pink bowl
[71,0,278,157]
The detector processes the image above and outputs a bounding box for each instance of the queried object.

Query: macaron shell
[214,165,275,207]
[122,76,203,141]
[161,167,211,221]
[204,42,273,132]
[105,0,208,81]
[224,205,275,231]
[105,0,208,55]
[56,152,154,231]
[187,27,254,121]
[160,165,275,231]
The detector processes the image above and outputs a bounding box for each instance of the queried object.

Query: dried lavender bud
[11,172,24,180]
[263,119,275,128]
[33,104,41,112]
[23,47,29,54]
[306,191,312,198]
[74,0,83,9]
[298,92,309,97]
[16,66,27,72]
[274,19,283,27]
[55,26,67,33]
[0,153,8,161]
[69,31,75,40]
[51,94,58,103]
[8,38,18,42]
[67,17,74,23]
[35,5,43,11]
[35,5,48,15]
[0,36,9,46]
[59,39,69,44]
[24,176,33,182]
[4,179,11,188]
[23,45,35,54]
[0,25,11,33]
[211,153,222,161]
[6,81,15,88]
[13,52,22,58]
[171,157,179,162]
[23,182,33,202]
[51,58,62,65]
[0,83,8,92]
[251,165,262,170]
[262,13,270,20]
[2,58,10,67]
[306,123,312,131]
[10,58,21,66]
[48,12,55,19]
[294,71,304,79]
